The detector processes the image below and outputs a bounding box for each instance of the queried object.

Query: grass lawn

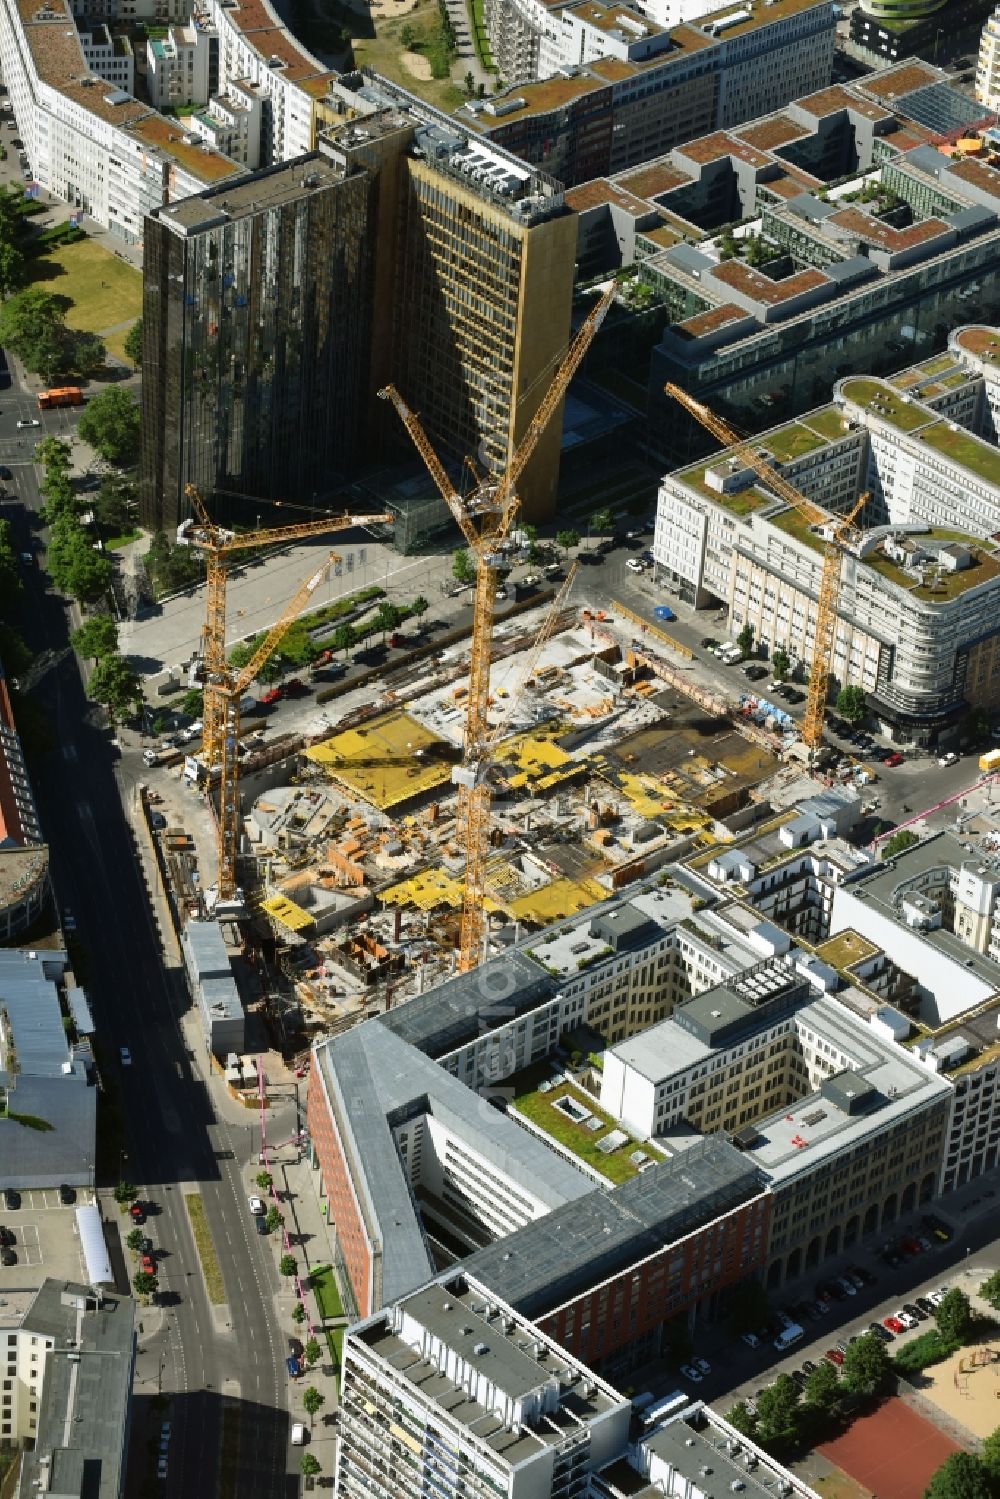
[679,464,772,515]
[105,529,141,550]
[351,0,465,113]
[184,1192,227,1305]
[25,237,142,339]
[840,378,932,433]
[771,505,825,552]
[310,1263,344,1321]
[326,1326,345,1368]
[803,405,851,441]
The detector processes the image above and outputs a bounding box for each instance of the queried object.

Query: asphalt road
[4,355,299,1494]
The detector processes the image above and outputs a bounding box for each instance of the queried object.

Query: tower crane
[664,384,866,749]
[381,283,615,971]
[178,487,393,911]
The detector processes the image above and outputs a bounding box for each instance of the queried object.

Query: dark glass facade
[140,163,374,534]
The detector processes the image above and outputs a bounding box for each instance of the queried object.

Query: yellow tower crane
[381,283,615,970]
[178,487,393,909]
[664,384,866,750]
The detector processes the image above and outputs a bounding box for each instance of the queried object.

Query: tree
[125,1227,144,1252]
[464,69,475,95]
[94,474,136,534]
[719,230,736,261]
[0,236,24,299]
[836,684,867,724]
[36,437,72,477]
[302,1386,325,1427]
[590,507,614,536]
[300,1453,320,1478]
[47,520,113,604]
[980,1423,1000,1481]
[265,1206,283,1233]
[555,528,580,554]
[124,317,143,368]
[133,1270,157,1298]
[0,287,67,376]
[737,623,755,656]
[924,1451,994,1499]
[304,1337,321,1366]
[726,1279,770,1336]
[88,653,143,722]
[882,829,920,861]
[803,1359,841,1413]
[410,595,429,621]
[255,1171,273,1192]
[980,1270,1000,1314]
[332,622,354,658]
[71,614,118,661]
[0,520,21,612]
[725,1401,756,1438]
[374,601,401,641]
[400,20,416,46]
[78,388,141,468]
[771,647,791,681]
[842,1331,891,1397]
[113,1180,138,1205]
[452,548,474,585]
[279,1254,297,1277]
[72,330,106,379]
[754,1374,799,1450]
[934,1288,972,1344]
[291,1301,306,1325]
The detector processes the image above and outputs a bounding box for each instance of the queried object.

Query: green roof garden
[864,535,1000,602]
[916,422,1000,488]
[802,405,853,441]
[678,463,773,516]
[770,506,825,553]
[840,378,933,432]
[511,1066,644,1184]
[757,422,826,464]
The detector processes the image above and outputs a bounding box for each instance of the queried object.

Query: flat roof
[156,153,345,232]
[380,949,554,1057]
[463,1135,761,1313]
[123,114,240,183]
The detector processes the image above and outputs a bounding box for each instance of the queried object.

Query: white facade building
[78,23,134,92]
[976,5,1000,110]
[146,23,212,108]
[187,79,262,167]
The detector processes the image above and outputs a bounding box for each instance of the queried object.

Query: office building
[335,1271,632,1499]
[138,154,373,533]
[3,1279,135,1485]
[852,0,992,65]
[78,23,133,93]
[142,74,576,532]
[0,950,96,1191]
[466,0,834,187]
[652,329,1000,740]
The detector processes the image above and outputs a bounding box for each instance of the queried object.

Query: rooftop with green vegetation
[770,505,825,553]
[801,405,853,442]
[864,534,1000,601]
[840,377,935,432]
[916,421,1000,488]
[510,1065,643,1185]
[814,930,878,973]
[678,463,774,515]
[757,422,827,464]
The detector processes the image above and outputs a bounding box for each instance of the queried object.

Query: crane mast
[381,283,615,970]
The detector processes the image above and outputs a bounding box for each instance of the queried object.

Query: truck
[37,385,82,409]
[980,749,1000,773]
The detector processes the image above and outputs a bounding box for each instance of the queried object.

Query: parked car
[883,1316,905,1334]
[626,558,645,573]
[16,418,39,429]
[885,752,904,767]
[903,1302,927,1323]
[870,1321,894,1342]
[700,637,718,650]
[0,1225,14,1245]
[284,678,310,697]
[140,1254,156,1275]
[900,1235,921,1256]
[129,1202,145,1223]
[653,606,675,622]
[120,1046,132,1067]
[914,1296,936,1317]
[1,1248,15,1267]
[3,1189,20,1211]
[248,1195,265,1216]
[824,1348,844,1366]
[680,1363,703,1383]
[745,664,768,681]
[923,1214,951,1241]
[895,1310,919,1330]
[260,687,283,706]
[741,1331,761,1348]
[692,1357,711,1376]
[58,1184,75,1205]
[849,1264,876,1286]
[938,751,959,767]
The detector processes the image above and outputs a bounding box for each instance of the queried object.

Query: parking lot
[0,1189,95,1284]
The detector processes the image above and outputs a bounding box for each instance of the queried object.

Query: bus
[37,386,83,409]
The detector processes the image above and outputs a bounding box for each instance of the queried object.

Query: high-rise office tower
[140,74,577,534]
[139,154,373,534]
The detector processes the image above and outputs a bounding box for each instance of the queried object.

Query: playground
[818,1397,960,1499]
[920,1341,1000,1439]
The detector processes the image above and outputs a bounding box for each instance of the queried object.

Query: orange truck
[37,386,83,409]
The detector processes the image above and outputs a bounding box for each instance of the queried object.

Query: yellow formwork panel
[508,876,607,925]
[380,867,499,915]
[260,895,315,933]
[305,711,452,810]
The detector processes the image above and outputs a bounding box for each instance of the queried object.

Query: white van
[773,1323,804,1352]
[290,1423,305,1446]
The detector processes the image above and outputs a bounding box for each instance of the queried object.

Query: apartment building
[977,6,1000,109]
[78,23,133,93]
[145,23,213,108]
[186,80,262,167]
[653,339,1000,740]
[1,1280,134,1471]
[0,0,243,243]
[465,0,834,185]
[335,1272,632,1499]
[852,0,992,64]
